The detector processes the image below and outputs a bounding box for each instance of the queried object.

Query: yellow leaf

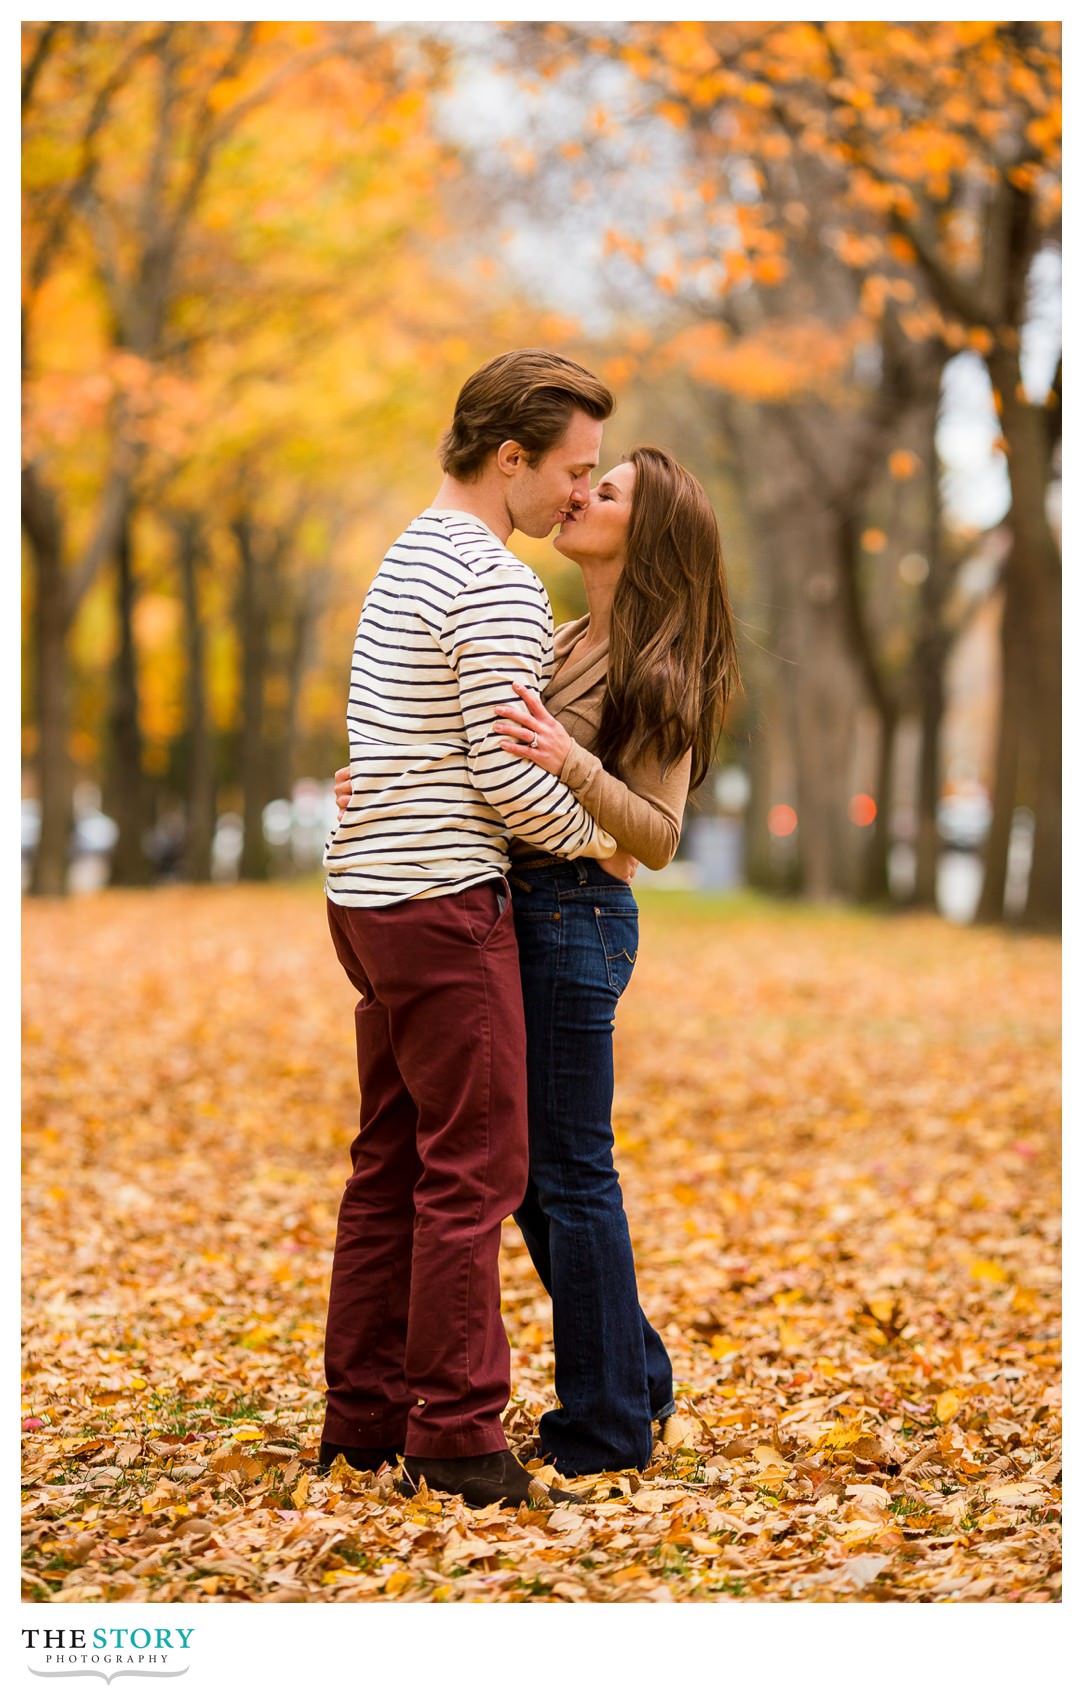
[708,1334,742,1360]
[689,1534,721,1555]
[662,1414,695,1449]
[935,1390,962,1423]
[772,1288,804,1308]
[970,1258,1008,1284]
[988,1482,1044,1507]
[820,1421,865,1451]
[840,1519,884,1546]
[239,1326,275,1349]
[612,1563,652,1583]
[129,1377,147,1391]
[753,1465,787,1488]
[290,1473,310,1509]
[754,1444,787,1466]
[383,1569,413,1596]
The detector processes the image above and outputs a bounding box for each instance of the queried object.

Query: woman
[334,446,738,1477]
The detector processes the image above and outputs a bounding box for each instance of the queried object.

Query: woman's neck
[578,561,622,650]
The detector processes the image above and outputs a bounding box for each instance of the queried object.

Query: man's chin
[515,520,562,541]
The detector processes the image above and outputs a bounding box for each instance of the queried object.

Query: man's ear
[495,439,526,477]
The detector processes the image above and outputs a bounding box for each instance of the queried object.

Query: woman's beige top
[537,616,692,869]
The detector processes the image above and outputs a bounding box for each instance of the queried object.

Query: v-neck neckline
[547,616,610,712]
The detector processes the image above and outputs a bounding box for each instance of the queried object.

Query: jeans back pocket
[593,906,639,996]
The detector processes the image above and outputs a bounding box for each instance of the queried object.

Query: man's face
[504,409,604,539]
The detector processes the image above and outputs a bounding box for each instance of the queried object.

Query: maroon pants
[321,880,528,1458]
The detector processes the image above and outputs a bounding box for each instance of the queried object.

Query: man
[320,349,618,1507]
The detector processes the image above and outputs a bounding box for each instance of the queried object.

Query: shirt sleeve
[439,563,617,859]
[559,739,692,869]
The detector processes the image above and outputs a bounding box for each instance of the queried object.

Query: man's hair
[438,349,614,480]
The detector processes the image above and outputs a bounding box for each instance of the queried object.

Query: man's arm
[439,563,617,858]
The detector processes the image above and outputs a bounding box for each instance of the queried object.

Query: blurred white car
[936,792,992,851]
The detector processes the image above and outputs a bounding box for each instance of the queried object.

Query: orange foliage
[22,890,1061,1603]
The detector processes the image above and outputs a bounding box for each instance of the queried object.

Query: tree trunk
[234,514,271,881]
[789,530,856,902]
[832,509,900,905]
[862,706,896,904]
[976,573,1024,925]
[911,415,951,909]
[23,470,71,896]
[741,701,777,892]
[176,514,215,881]
[911,638,946,908]
[983,347,1061,928]
[104,501,151,885]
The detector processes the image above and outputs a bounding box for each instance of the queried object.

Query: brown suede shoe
[401,1448,581,1507]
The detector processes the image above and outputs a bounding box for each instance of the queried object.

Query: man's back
[324,508,609,906]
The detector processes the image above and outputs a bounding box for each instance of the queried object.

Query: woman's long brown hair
[596,445,740,791]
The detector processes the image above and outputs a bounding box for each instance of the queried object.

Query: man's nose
[568,478,591,509]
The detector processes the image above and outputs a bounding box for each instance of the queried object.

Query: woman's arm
[558,739,690,869]
[493,684,691,870]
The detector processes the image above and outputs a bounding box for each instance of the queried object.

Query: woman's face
[552,461,635,567]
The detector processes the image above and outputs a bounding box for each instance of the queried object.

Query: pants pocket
[593,907,639,995]
[461,877,511,948]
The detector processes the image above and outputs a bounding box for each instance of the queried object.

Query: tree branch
[21,21,63,112]
[26,25,170,301]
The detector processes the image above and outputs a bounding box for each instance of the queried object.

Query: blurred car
[21,798,119,858]
[936,791,992,851]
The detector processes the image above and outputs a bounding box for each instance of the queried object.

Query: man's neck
[429,475,512,545]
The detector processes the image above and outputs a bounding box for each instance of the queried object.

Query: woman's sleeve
[558,739,692,869]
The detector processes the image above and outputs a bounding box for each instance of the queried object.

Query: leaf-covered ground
[22,886,1060,1603]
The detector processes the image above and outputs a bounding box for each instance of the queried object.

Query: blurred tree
[491,19,1059,920]
[22,20,466,888]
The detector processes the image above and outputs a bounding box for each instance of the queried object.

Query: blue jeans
[510,856,674,1473]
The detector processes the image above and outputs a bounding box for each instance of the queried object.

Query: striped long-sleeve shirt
[324,508,617,907]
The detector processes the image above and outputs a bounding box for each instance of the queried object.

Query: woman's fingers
[511,682,556,724]
[511,681,544,711]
